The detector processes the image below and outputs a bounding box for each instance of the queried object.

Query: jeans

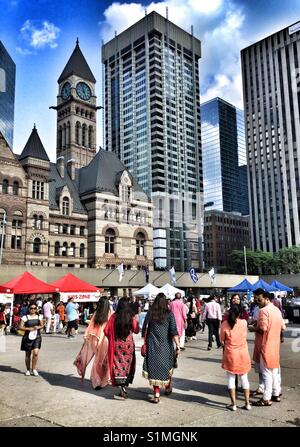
[206,318,221,347]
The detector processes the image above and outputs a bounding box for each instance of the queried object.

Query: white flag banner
[208,267,216,285]
[117,263,124,282]
[169,267,176,284]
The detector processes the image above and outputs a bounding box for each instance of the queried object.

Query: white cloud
[99,0,246,107]
[16,46,35,56]
[20,19,61,50]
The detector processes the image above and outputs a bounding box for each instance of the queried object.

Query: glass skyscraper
[0,41,16,148]
[201,97,249,215]
[241,21,300,251]
[102,11,203,271]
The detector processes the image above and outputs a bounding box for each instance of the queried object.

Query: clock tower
[52,39,98,170]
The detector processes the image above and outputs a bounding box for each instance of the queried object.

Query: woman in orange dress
[220,305,251,411]
[74,297,111,389]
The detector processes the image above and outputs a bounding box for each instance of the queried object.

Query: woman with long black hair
[74,297,111,389]
[19,302,45,376]
[220,304,251,411]
[142,293,180,403]
[104,298,139,400]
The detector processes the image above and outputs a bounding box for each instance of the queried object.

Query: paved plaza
[0,325,299,428]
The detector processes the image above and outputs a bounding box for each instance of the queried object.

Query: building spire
[76,37,79,47]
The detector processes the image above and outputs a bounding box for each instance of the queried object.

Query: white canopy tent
[157,283,185,300]
[133,283,160,299]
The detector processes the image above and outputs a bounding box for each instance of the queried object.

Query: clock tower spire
[51,40,98,170]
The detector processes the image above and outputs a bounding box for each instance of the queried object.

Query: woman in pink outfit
[74,297,111,389]
[220,305,252,411]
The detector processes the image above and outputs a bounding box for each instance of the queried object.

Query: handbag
[141,329,147,357]
[29,330,37,340]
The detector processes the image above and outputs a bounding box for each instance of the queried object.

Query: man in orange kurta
[249,291,285,406]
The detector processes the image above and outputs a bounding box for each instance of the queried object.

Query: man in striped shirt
[203,296,222,351]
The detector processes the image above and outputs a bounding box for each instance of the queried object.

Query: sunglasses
[29,307,37,310]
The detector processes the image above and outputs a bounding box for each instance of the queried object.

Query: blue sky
[1,0,300,161]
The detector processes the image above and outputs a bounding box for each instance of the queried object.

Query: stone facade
[0,42,153,271]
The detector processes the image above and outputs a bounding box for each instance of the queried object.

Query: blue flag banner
[189,267,198,284]
[143,265,149,283]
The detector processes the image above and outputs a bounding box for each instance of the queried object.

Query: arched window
[88,126,93,148]
[82,124,87,147]
[32,214,38,229]
[38,215,44,230]
[58,126,62,149]
[0,208,7,248]
[62,197,70,216]
[54,241,60,256]
[70,242,76,257]
[13,181,19,195]
[67,122,70,147]
[2,179,8,194]
[105,228,116,254]
[80,243,85,258]
[75,122,80,144]
[136,232,145,256]
[12,211,23,229]
[33,238,41,254]
[62,242,68,257]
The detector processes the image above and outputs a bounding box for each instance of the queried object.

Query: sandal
[271,395,281,402]
[252,399,272,407]
[250,389,264,397]
[165,386,172,396]
[150,395,160,404]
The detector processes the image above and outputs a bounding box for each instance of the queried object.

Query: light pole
[244,246,248,276]
[0,210,7,265]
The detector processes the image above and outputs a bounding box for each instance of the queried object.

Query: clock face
[76,82,91,101]
[61,82,71,100]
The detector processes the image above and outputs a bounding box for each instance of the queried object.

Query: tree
[275,246,300,274]
[229,249,276,275]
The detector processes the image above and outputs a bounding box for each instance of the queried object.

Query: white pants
[227,372,249,390]
[180,330,185,348]
[46,317,52,333]
[259,356,281,401]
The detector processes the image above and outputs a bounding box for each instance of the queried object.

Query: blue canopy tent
[228,279,254,292]
[252,279,279,292]
[270,280,293,292]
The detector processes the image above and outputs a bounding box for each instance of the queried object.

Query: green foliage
[229,246,300,275]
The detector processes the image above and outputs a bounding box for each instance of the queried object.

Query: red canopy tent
[51,273,100,292]
[0,271,57,294]
[0,285,11,293]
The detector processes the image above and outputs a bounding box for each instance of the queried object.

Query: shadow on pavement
[0,364,230,410]
[186,356,221,364]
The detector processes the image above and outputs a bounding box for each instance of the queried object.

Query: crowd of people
[1,288,287,409]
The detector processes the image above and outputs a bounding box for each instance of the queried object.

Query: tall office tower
[241,21,300,251]
[201,97,249,215]
[102,11,203,271]
[0,41,16,148]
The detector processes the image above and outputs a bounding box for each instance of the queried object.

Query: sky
[1,0,300,161]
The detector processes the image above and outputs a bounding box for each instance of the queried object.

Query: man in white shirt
[202,296,222,350]
[43,298,54,334]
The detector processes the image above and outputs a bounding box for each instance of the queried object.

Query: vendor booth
[133,283,160,300]
[0,271,57,327]
[51,273,101,303]
[157,283,185,300]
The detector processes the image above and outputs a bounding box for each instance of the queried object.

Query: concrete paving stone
[1,326,299,427]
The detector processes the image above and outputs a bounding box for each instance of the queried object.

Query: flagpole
[177,272,186,281]
[153,269,168,285]
[128,270,141,284]
[102,267,118,283]
[244,246,248,276]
